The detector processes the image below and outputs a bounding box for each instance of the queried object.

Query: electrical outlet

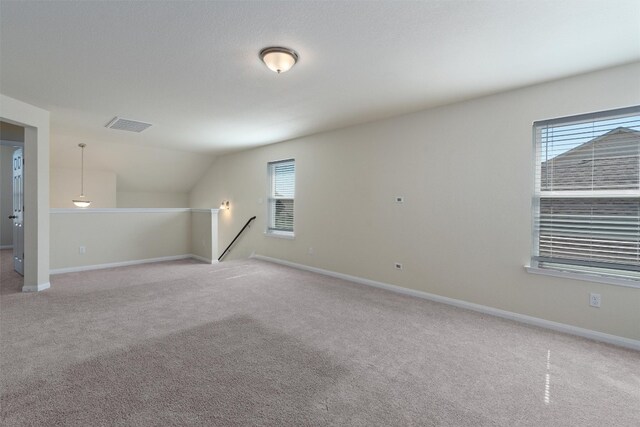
[589,293,601,308]
[394,262,403,270]
[395,196,404,203]
[308,247,314,255]
[79,246,86,255]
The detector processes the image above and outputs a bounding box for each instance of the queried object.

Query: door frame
[1,94,51,292]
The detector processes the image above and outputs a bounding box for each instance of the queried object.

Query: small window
[532,106,640,281]
[267,159,295,237]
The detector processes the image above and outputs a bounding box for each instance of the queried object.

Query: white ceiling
[1,0,639,156]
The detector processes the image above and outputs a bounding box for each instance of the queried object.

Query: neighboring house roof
[541,127,640,191]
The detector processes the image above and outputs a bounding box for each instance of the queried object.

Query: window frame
[530,105,640,286]
[266,158,295,238]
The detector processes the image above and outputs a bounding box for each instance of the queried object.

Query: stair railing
[218,216,257,261]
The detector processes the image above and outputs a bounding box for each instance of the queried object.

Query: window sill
[524,266,640,289]
[265,231,295,240]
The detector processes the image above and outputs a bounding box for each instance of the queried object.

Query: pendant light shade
[72,143,91,208]
[260,47,299,73]
[72,196,91,208]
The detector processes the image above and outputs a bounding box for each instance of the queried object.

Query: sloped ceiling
[50,139,212,192]
[1,1,639,191]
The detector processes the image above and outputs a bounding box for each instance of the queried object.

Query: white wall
[190,62,640,341]
[50,168,117,208]
[117,191,188,208]
[0,145,17,247]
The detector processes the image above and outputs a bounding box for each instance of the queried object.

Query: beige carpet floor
[1,249,639,426]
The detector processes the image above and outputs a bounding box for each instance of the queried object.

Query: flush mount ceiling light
[72,143,91,208]
[259,47,299,74]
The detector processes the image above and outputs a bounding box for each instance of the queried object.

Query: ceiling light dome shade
[260,47,299,73]
[73,195,91,208]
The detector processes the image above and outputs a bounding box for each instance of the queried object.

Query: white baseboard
[22,282,50,292]
[251,254,640,352]
[0,245,13,250]
[190,254,218,264]
[50,254,214,274]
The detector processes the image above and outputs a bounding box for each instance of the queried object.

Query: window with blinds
[532,106,640,280]
[267,159,295,235]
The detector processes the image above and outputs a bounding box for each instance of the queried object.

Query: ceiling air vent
[105,116,152,133]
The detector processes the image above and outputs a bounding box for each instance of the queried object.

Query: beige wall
[0,145,18,247]
[49,168,188,209]
[50,138,214,195]
[50,168,117,208]
[191,210,218,262]
[50,210,191,270]
[190,62,640,341]
[1,94,50,291]
[117,191,188,208]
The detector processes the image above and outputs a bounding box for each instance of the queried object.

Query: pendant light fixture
[72,143,91,208]
[259,47,299,74]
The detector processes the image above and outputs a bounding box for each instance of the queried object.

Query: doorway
[1,95,51,292]
[1,121,26,293]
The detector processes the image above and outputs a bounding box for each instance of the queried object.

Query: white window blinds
[268,159,295,233]
[533,106,640,279]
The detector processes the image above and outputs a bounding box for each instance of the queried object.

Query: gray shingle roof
[541,127,640,191]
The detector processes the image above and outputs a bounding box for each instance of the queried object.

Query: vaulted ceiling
[1,1,639,190]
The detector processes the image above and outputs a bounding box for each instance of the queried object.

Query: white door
[12,148,24,275]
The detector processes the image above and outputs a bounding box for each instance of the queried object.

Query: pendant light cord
[81,145,84,196]
[79,143,85,197]
[72,143,91,207]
